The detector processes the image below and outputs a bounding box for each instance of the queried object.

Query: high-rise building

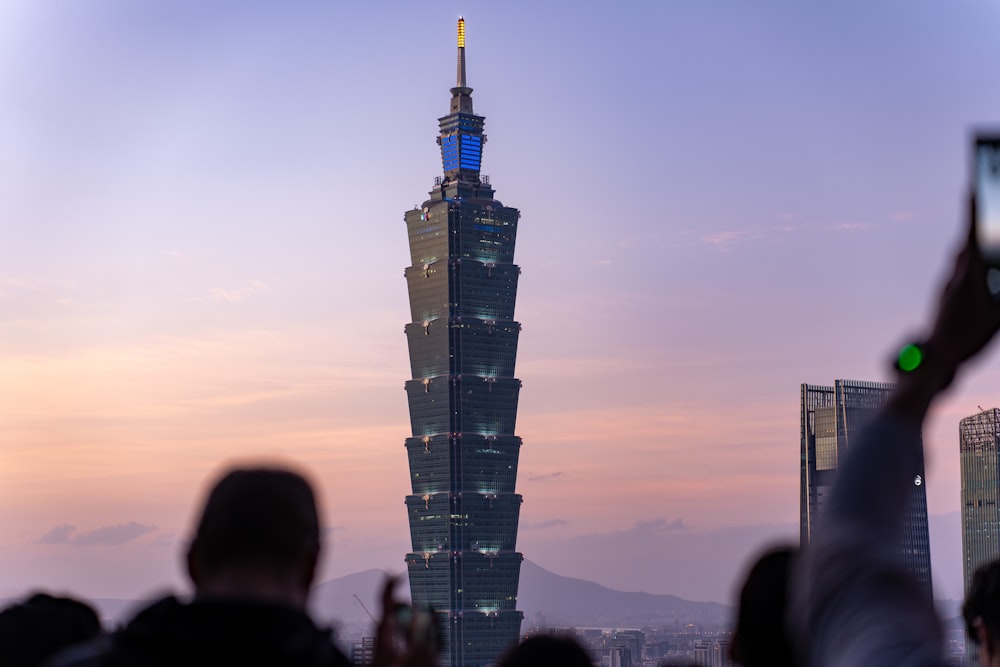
[612,630,645,663]
[960,408,1000,665]
[608,645,633,667]
[800,380,932,593]
[692,639,730,667]
[401,18,524,667]
[350,637,376,666]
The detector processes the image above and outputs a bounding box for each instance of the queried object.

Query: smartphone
[394,604,443,652]
[974,135,1000,297]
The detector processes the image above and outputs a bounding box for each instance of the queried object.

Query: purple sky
[4,1,1000,605]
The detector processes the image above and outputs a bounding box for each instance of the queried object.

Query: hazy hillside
[3,562,731,632]
[516,560,729,627]
[308,560,729,631]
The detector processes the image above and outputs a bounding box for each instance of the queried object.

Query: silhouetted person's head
[0,593,101,667]
[964,560,1000,666]
[729,545,797,667]
[186,467,321,609]
[497,634,593,667]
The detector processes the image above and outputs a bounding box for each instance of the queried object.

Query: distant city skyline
[7,1,1000,605]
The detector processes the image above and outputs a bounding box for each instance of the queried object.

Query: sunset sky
[4,1,1000,606]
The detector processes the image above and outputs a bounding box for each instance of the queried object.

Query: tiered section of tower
[402,18,523,667]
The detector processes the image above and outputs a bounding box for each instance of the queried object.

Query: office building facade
[961,408,1000,664]
[401,18,524,667]
[800,380,932,593]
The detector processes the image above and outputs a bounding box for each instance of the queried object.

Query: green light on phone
[897,344,923,372]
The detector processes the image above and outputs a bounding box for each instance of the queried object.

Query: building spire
[439,17,484,179]
[449,17,474,114]
[457,17,467,88]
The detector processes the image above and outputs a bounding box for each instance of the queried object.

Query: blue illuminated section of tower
[436,20,486,179]
[401,18,524,667]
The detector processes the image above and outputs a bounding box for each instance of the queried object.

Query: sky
[4,0,1000,606]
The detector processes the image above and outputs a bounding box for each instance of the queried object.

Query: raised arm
[795,195,1000,667]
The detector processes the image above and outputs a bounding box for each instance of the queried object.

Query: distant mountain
[2,562,731,632]
[516,560,729,627]
[308,560,730,631]
[310,568,393,629]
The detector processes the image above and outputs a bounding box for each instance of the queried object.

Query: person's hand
[889,194,1000,419]
[373,575,438,667]
[926,194,1000,374]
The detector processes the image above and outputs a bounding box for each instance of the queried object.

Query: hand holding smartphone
[973,134,1000,297]
[394,604,442,652]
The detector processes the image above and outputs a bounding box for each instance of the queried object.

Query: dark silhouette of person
[0,593,101,667]
[496,634,594,667]
[728,545,796,667]
[964,559,1000,666]
[52,466,430,667]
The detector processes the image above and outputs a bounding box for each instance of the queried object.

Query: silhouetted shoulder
[46,635,112,667]
[51,596,350,667]
[0,592,103,667]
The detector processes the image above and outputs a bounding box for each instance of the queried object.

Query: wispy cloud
[697,212,898,249]
[523,518,569,530]
[701,230,749,246]
[73,522,156,546]
[700,224,798,249]
[36,523,76,544]
[534,517,688,543]
[37,522,156,547]
[618,221,805,252]
[527,471,564,482]
[827,222,868,232]
[208,280,270,303]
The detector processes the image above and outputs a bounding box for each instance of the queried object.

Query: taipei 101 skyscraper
[401,18,524,667]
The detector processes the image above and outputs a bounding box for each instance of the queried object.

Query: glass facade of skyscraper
[401,19,523,667]
[800,380,933,593]
[960,408,1000,664]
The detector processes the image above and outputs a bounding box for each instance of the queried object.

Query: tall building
[692,639,730,667]
[800,380,932,593]
[960,408,1000,664]
[608,645,633,667]
[350,637,376,666]
[401,18,524,667]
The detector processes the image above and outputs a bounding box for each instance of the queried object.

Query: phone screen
[976,138,1000,263]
